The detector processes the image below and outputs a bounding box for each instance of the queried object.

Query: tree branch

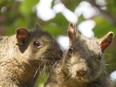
[87,0,116,24]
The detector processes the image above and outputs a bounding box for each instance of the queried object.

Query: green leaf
[19,0,38,17]
[34,72,48,87]
[43,23,61,36]
[93,16,116,38]
[13,18,28,28]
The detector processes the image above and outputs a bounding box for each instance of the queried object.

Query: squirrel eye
[69,47,73,53]
[33,41,41,48]
[98,54,103,60]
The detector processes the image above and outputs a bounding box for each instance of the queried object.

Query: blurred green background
[0,0,116,86]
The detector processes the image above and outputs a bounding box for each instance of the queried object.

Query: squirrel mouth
[72,74,87,82]
[71,74,85,81]
[76,76,85,82]
[78,76,83,80]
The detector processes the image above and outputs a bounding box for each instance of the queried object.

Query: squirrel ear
[35,23,42,32]
[99,32,113,52]
[16,28,29,45]
[68,23,77,48]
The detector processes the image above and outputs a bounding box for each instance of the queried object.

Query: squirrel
[0,23,63,87]
[45,23,114,87]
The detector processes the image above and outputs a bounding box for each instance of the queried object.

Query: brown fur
[45,23,114,87]
[0,24,63,87]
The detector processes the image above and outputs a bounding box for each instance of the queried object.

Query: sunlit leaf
[93,16,116,38]
[19,0,38,17]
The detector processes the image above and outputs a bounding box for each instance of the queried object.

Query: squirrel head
[63,23,113,82]
[16,23,63,70]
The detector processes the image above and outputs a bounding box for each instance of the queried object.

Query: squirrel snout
[76,69,87,76]
[71,64,87,77]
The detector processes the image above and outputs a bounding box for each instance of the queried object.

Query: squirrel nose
[76,70,87,76]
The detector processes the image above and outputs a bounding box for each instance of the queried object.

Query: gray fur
[45,23,114,87]
[0,24,63,87]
